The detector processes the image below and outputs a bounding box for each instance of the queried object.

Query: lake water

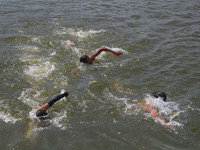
[0,0,200,149]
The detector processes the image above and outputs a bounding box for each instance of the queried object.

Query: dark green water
[0,0,200,149]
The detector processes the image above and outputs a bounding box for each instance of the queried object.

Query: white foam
[29,110,68,132]
[18,88,43,108]
[17,45,41,52]
[31,36,43,44]
[74,29,106,39]
[123,99,141,115]
[52,75,69,87]
[105,89,183,127]
[24,61,55,80]
[71,47,83,55]
[144,94,183,127]
[110,47,128,55]
[17,45,42,63]
[50,111,68,130]
[55,27,106,40]
[29,109,38,120]
[145,94,179,116]
[22,89,69,131]
[20,57,43,62]
[0,111,21,124]
[50,51,56,56]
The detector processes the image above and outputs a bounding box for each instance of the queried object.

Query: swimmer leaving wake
[36,91,68,119]
[25,91,68,139]
[138,92,173,128]
[80,47,123,64]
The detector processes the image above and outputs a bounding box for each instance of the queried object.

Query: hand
[115,51,123,55]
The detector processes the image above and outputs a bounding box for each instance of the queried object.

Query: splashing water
[0,111,21,124]
[54,27,106,41]
[144,94,183,127]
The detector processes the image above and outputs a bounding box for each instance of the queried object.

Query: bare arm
[38,103,50,112]
[89,47,123,60]
[147,104,167,124]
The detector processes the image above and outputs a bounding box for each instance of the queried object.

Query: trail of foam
[18,88,43,108]
[50,111,68,130]
[55,27,106,40]
[142,94,183,127]
[0,111,21,124]
[25,89,69,132]
[24,61,55,80]
[18,44,56,81]
[28,109,68,132]
[17,45,41,52]
[104,88,183,128]
[110,47,128,55]
[15,29,69,131]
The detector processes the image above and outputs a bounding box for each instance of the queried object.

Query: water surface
[0,0,200,149]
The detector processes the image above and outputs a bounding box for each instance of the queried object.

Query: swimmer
[146,92,168,123]
[25,91,68,139]
[36,91,68,119]
[134,92,172,127]
[80,47,123,64]
[144,92,173,127]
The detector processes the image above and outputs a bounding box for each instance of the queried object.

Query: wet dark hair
[152,92,167,101]
[80,55,88,63]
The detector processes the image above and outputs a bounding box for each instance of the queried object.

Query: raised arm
[89,47,123,60]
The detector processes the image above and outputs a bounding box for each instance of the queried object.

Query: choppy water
[0,0,200,149]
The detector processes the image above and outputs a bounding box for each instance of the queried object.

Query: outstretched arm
[89,47,123,60]
[147,104,167,124]
[37,91,68,112]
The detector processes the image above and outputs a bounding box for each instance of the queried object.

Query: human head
[36,110,49,120]
[80,55,93,64]
[152,92,167,101]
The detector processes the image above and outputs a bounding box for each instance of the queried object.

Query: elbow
[100,47,108,51]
